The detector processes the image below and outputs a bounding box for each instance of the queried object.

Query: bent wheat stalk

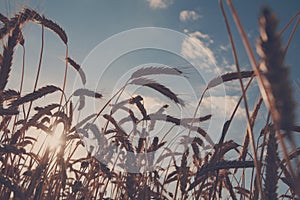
[226,0,299,197]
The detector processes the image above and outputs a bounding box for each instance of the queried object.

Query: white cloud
[220,44,230,51]
[147,0,174,9]
[181,31,216,70]
[143,95,166,112]
[201,95,244,119]
[189,31,213,44]
[222,64,236,73]
[184,94,245,143]
[180,10,201,22]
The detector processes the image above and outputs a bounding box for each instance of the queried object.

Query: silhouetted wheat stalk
[66,57,87,85]
[0,26,20,90]
[257,7,295,143]
[0,4,299,200]
[264,126,279,200]
[225,0,300,198]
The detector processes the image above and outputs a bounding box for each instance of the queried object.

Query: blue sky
[2,1,300,61]
[1,0,300,146]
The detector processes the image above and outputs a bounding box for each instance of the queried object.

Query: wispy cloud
[179,10,201,22]
[180,32,247,118]
[147,0,174,9]
[201,95,245,119]
[189,31,213,44]
[181,31,216,70]
[219,44,230,51]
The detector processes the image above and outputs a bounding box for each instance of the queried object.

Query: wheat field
[0,1,299,199]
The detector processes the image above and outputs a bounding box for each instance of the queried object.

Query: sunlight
[45,124,65,152]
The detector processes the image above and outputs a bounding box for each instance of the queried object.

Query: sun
[45,124,65,151]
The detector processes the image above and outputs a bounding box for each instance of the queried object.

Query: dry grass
[0,3,299,200]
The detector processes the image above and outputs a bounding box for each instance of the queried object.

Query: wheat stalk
[130,66,182,79]
[257,7,295,141]
[39,16,68,45]
[0,26,20,90]
[207,70,253,89]
[264,127,278,200]
[73,88,102,98]
[10,85,61,107]
[130,77,184,106]
[66,57,86,85]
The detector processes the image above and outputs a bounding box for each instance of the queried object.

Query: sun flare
[45,124,65,151]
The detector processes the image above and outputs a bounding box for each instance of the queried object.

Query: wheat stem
[221,0,263,196]
[59,45,69,106]
[25,25,44,125]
